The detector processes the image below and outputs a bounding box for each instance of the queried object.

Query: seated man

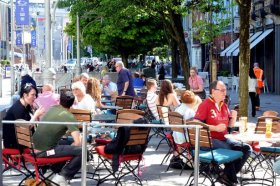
[32,91,81,186]
[101,75,118,98]
[194,80,252,184]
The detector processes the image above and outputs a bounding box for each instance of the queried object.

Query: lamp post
[10,0,15,95]
[74,13,81,76]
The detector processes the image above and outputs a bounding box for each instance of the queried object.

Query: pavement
[1,77,280,185]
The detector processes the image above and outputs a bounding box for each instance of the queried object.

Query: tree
[235,0,251,117]
[187,0,230,82]
[133,0,191,87]
[60,0,167,66]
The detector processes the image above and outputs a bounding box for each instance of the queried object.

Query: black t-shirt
[3,100,32,149]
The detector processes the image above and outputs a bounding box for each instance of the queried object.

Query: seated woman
[87,77,103,109]
[156,79,180,111]
[71,81,96,113]
[188,67,205,99]
[3,83,45,149]
[133,72,144,88]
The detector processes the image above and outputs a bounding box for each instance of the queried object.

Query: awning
[220,38,240,56]
[231,31,262,56]
[221,29,274,57]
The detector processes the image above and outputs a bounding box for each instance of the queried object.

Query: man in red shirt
[195,80,252,185]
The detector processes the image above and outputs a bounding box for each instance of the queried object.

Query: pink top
[34,91,60,113]
[188,75,203,90]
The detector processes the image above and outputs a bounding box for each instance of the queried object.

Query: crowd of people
[3,59,279,186]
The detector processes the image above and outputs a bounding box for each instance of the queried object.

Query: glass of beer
[239,117,248,134]
[265,118,273,138]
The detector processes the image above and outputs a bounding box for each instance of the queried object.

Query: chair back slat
[115,96,134,109]
[126,128,150,146]
[69,108,92,122]
[15,124,32,148]
[168,111,185,133]
[262,110,279,117]
[186,121,212,148]
[116,109,144,124]
[157,105,169,124]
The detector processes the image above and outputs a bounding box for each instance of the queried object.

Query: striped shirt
[146,91,159,120]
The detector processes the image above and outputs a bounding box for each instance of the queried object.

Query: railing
[1,120,202,186]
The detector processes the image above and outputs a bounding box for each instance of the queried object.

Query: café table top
[225,133,280,143]
[101,100,113,104]
[91,114,116,122]
[232,121,256,127]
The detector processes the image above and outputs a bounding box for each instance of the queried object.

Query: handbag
[194,89,206,99]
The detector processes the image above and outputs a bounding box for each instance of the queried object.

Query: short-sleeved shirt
[3,100,32,148]
[32,105,78,151]
[188,75,203,90]
[117,68,135,96]
[194,98,231,141]
[101,82,118,96]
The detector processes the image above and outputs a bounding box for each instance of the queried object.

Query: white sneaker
[51,174,70,186]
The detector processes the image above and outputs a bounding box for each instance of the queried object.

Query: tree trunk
[121,53,129,68]
[170,12,190,89]
[238,1,251,117]
[171,39,178,78]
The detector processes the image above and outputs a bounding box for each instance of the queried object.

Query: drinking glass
[239,117,248,134]
[265,118,273,138]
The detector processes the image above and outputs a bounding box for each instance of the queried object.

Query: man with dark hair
[32,91,81,186]
[195,80,252,185]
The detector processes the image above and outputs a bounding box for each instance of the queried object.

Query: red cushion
[95,146,142,162]
[2,148,30,155]
[177,142,190,148]
[95,138,112,145]
[252,142,260,152]
[23,154,72,165]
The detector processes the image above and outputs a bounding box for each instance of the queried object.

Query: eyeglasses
[215,88,227,93]
[24,83,33,89]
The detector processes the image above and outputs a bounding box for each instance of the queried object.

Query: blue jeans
[212,138,252,182]
[273,157,280,175]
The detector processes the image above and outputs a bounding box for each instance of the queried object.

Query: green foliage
[0,60,10,66]
[188,0,231,44]
[64,0,168,58]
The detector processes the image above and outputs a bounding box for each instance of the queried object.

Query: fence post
[81,122,88,186]
[194,126,200,186]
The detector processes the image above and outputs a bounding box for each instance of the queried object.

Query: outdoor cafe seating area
[2,76,280,186]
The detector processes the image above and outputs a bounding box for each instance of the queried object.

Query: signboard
[16,30,23,46]
[15,0,29,25]
[31,30,36,48]
[5,66,11,78]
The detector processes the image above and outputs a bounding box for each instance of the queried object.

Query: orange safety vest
[253,67,264,94]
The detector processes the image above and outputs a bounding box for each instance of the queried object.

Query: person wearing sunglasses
[3,83,45,149]
[194,80,252,185]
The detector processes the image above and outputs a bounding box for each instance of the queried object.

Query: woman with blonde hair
[87,77,103,108]
[156,79,180,110]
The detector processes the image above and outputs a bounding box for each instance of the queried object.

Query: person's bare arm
[208,124,227,132]
[71,131,82,146]
[122,81,129,96]
[228,110,237,128]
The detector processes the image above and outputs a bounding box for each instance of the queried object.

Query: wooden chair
[115,96,134,109]
[69,108,92,122]
[94,126,151,185]
[116,109,144,124]
[15,123,72,185]
[186,121,243,186]
[166,112,192,175]
[262,111,279,117]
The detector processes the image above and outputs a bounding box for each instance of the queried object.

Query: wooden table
[91,114,116,122]
[100,105,123,110]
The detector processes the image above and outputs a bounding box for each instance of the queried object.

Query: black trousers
[255,93,260,107]
[249,92,257,117]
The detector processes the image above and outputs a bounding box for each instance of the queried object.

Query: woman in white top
[173,90,200,144]
[71,81,96,112]
[249,68,258,117]
[156,79,180,110]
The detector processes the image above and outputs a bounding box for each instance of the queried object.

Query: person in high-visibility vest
[253,63,264,110]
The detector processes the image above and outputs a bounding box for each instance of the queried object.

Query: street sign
[16,30,23,46]
[15,0,29,25]
[31,30,36,48]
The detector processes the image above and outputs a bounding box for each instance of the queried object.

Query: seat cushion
[260,146,280,153]
[151,120,162,124]
[96,146,142,162]
[197,148,243,164]
[3,148,30,155]
[23,154,72,165]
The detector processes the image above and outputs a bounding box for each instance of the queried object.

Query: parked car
[64,59,77,70]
